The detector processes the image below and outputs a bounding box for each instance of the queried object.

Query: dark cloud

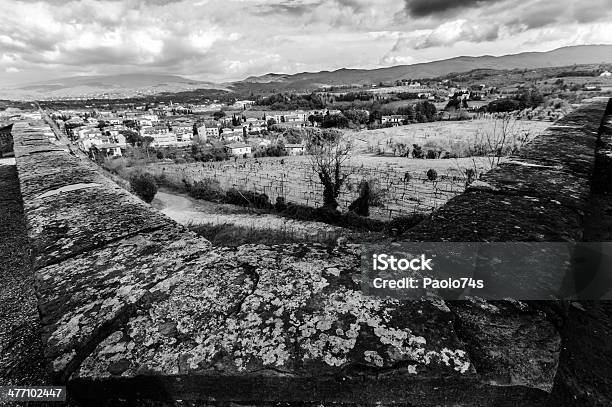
[252,0,368,18]
[404,0,505,17]
[253,0,324,17]
[335,0,366,12]
[573,0,612,24]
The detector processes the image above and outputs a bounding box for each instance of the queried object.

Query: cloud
[0,0,609,87]
[404,0,505,17]
[379,54,416,66]
[414,20,500,49]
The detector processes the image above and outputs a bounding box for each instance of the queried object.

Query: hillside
[2,45,611,100]
[0,73,227,100]
[232,45,612,92]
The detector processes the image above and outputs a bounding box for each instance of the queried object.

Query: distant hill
[231,45,612,92]
[0,73,227,100]
[2,45,611,100]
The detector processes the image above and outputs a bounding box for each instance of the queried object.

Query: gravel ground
[0,158,49,386]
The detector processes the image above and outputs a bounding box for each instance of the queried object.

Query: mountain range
[1,45,611,100]
[234,45,612,91]
[0,73,223,100]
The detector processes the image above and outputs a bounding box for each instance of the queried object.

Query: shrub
[278,202,386,231]
[101,156,125,174]
[426,169,438,181]
[412,144,424,159]
[188,178,223,201]
[366,178,386,208]
[130,171,158,203]
[465,168,476,186]
[348,180,370,217]
[226,188,271,209]
[275,197,287,212]
[486,99,520,112]
[153,172,167,186]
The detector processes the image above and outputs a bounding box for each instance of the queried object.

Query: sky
[0,0,611,86]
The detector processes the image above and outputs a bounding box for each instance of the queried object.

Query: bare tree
[469,115,531,171]
[447,116,533,190]
[307,130,353,210]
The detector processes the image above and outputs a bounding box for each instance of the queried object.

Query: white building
[243,119,267,134]
[197,124,220,140]
[172,124,195,142]
[232,100,255,109]
[225,142,252,156]
[106,117,123,125]
[137,114,159,127]
[93,143,123,157]
[285,143,306,155]
[248,137,272,148]
[221,128,244,142]
[150,133,178,147]
[265,111,309,123]
[381,115,404,126]
[141,125,169,136]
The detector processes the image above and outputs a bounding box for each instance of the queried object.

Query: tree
[343,109,369,126]
[412,144,424,159]
[486,99,520,113]
[469,115,528,170]
[414,101,437,122]
[130,172,158,203]
[283,128,304,144]
[397,105,415,122]
[307,130,353,210]
[142,136,154,160]
[348,180,370,216]
[445,97,462,111]
[394,142,409,157]
[123,119,140,130]
[120,129,143,146]
[321,113,349,128]
[426,169,438,181]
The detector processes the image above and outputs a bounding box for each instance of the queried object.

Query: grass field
[148,154,489,220]
[145,119,552,220]
[348,118,552,156]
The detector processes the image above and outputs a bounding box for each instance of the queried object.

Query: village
[50,102,336,161]
[24,67,611,164]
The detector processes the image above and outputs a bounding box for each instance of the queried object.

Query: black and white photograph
[1,0,611,405]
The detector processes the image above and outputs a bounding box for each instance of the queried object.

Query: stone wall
[10,98,611,405]
[0,123,14,157]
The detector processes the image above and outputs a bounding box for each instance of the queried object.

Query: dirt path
[152,189,346,241]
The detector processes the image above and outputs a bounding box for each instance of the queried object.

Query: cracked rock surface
[8,99,612,405]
